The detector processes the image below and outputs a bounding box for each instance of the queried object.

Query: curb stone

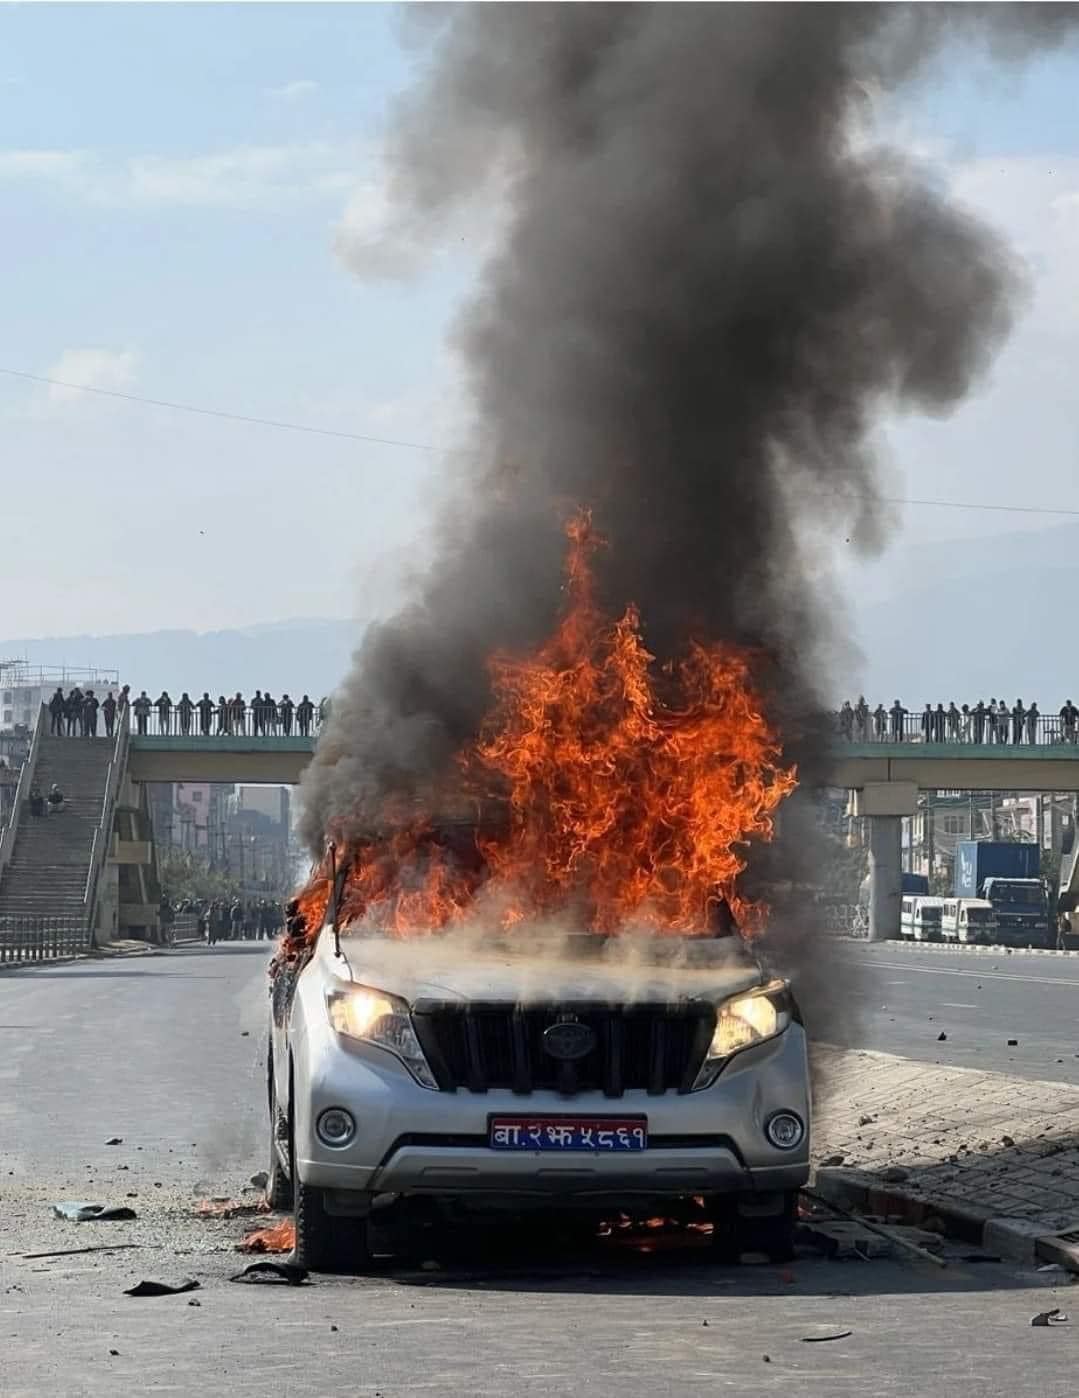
[814,1166,1079,1270]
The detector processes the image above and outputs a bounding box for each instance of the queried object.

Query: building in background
[0,660,121,731]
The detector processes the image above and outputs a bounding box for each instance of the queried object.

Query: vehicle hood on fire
[318,927,766,1006]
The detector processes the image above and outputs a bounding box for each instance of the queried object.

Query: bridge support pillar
[868,816,902,943]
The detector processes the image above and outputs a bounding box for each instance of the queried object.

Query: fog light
[764,1111,804,1150]
[316,1108,356,1147]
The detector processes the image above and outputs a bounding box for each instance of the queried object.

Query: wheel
[708,1190,797,1263]
[292,1177,373,1273]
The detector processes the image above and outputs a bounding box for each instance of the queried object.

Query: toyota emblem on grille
[543,1020,596,1062]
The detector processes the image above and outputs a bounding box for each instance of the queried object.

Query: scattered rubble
[230,1261,308,1286]
[1031,1309,1068,1327]
[802,1330,852,1343]
[124,1279,201,1297]
[52,1202,137,1222]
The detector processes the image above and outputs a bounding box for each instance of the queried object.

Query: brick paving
[813,1045,1079,1231]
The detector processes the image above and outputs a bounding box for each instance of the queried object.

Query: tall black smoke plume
[302,4,1071,867]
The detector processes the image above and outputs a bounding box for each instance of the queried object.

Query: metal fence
[125,702,325,739]
[835,711,1078,747]
[0,916,92,964]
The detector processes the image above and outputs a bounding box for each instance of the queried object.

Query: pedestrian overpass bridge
[127,734,1079,794]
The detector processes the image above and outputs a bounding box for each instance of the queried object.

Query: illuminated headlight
[326,986,438,1090]
[692,980,793,1090]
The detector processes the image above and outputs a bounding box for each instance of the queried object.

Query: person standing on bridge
[65,686,82,737]
[133,691,151,735]
[959,703,972,742]
[102,691,117,739]
[889,699,906,741]
[263,692,279,736]
[177,692,194,736]
[1062,699,1079,744]
[947,702,961,742]
[1026,701,1040,745]
[251,690,265,736]
[872,702,886,741]
[972,700,986,744]
[197,692,214,736]
[920,703,933,743]
[48,686,65,736]
[986,697,998,744]
[997,698,1010,743]
[279,693,295,736]
[838,701,854,740]
[83,689,99,737]
[156,691,172,735]
[854,695,869,742]
[296,694,315,738]
[933,702,946,743]
[231,692,246,735]
[216,694,230,735]
[1011,698,1026,745]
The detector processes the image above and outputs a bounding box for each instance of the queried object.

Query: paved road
[3,943,1079,1395]
[824,942,1079,1085]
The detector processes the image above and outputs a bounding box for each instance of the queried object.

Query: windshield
[966,907,994,923]
[917,907,942,924]
[991,883,1045,906]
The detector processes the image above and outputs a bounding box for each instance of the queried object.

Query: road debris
[21,1244,145,1260]
[249,1171,269,1190]
[1031,1308,1068,1327]
[105,1137,123,1146]
[802,1330,853,1343]
[195,1198,265,1220]
[124,1279,201,1297]
[802,1189,946,1268]
[1007,1040,1018,1047]
[230,1261,309,1286]
[937,1032,947,1042]
[52,1201,137,1222]
[819,1154,845,1167]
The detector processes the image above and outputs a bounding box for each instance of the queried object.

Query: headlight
[326,985,438,1090]
[692,979,792,1090]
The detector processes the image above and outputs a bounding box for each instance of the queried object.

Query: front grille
[411,1002,716,1098]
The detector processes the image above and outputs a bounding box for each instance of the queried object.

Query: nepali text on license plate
[488,1116,647,1151]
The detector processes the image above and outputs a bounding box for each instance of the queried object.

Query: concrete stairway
[0,736,113,920]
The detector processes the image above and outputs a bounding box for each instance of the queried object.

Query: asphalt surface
[3,942,1079,1397]
[824,941,1079,1084]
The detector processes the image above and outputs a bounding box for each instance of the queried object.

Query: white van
[902,896,944,942]
[941,897,996,945]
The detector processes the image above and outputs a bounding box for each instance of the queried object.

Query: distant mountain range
[4,518,1075,710]
[0,618,364,700]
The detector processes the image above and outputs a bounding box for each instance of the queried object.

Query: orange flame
[294,511,796,942]
[238,1218,296,1254]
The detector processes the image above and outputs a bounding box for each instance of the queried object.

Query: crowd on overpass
[46,686,329,739]
[836,698,1079,745]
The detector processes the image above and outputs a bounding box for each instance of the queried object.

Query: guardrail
[0,916,92,963]
[83,712,131,941]
[0,704,46,886]
[125,701,324,739]
[835,711,1079,746]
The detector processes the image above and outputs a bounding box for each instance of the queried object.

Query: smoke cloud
[302,4,1071,881]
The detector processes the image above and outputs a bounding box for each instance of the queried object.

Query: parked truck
[953,840,1051,947]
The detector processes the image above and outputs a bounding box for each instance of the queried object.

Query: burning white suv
[267,921,810,1271]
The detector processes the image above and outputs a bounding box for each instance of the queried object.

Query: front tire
[292,1177,373,1273]
[709,1190,797,1263]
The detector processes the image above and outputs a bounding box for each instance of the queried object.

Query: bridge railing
[0,704,46,886]
[0,916,92,964]
[834,711,1078,747]
[124,702,325,739]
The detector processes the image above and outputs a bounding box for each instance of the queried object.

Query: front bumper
[292,1020,810,1200]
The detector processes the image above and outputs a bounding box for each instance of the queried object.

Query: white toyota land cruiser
[267,918,809,1272]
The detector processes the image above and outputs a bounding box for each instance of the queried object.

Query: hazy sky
[3,7,1078,657]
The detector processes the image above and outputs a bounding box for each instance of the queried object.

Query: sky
[2,7,1079,689]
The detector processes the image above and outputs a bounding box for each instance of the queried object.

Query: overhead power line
[3,364,1077,521]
